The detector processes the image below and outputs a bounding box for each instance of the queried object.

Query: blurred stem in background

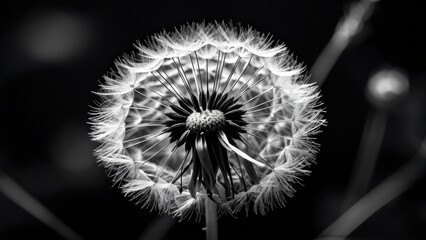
[342,68,409,210]
[318,135,426,239]
[137,215,177,240]
[320,68,410,238]
[0,170,83,240]
[342,109,387,210]
[309,0,378,87]
[308,0,419,237]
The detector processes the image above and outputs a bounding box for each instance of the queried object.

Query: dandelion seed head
[89,21,325,219]
[366,68,409,109]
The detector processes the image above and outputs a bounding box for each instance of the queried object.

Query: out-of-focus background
[1,1,425,239]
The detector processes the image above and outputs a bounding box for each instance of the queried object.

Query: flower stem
[309,0,377,87]
[205,198,218,240]
[0,170,83,240]
[342,109,387,210]
[319,136,426,239]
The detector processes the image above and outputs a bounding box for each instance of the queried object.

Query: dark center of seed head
[186,110,225,134]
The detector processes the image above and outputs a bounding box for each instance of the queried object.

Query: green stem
[205,198,218,240]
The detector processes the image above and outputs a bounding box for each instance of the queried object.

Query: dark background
[1,0,425,239]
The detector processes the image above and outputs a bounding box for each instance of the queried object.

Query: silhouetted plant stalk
[89,22,325,239]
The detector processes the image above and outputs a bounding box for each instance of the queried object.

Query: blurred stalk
[138,215,176,240]
[309,0,378,87]
[318,136,426,239]
[342,109,387,210]
[343,68,409,210]
[205,198,218,240]
[0,170,83,240]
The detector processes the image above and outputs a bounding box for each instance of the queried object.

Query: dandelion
[366,68,409,110]
[89,22,325,220]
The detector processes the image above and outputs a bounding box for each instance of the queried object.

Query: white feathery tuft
[89,21,325,220]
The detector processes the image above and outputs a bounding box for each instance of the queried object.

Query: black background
[1,0,425,239]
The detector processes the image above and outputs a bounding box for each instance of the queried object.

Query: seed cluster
[163,90,249,199]
[186,110,225,134]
